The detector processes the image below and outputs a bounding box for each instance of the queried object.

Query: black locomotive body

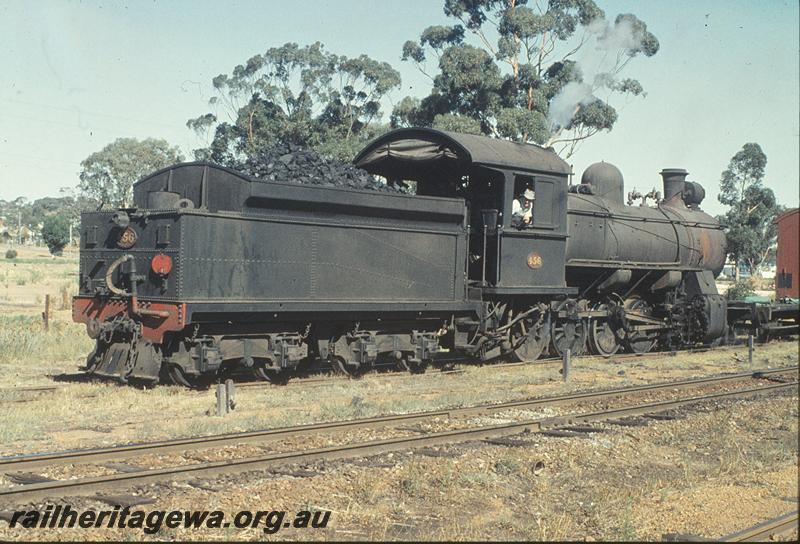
[73,128,729,385]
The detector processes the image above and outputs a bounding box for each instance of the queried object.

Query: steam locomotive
[72,128,730,386]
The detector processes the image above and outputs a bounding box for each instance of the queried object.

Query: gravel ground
[1,341,796,459]
[2,373,787,491]
[0,387,796,541]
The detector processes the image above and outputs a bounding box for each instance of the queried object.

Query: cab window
[511,175,535,229]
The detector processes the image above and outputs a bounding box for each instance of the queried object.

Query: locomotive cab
[354,128,575,297]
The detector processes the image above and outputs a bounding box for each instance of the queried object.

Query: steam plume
[548,16,647,130]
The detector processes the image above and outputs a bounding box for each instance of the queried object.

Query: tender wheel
[550,318,587,357]
[332,356,365,378]
[166,365,213,389]
[167,364,192,387]
[509,316,548,363]
[398,357,428,374]
[252,361,290,384]
[588,303,621,357]
[623,298,658,354]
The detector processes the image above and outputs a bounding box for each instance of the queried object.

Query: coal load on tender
[236,142,407,193]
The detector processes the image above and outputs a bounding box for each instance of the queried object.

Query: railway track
[720,511,799,542]
[2,366,794,472]
[0,366,795,505]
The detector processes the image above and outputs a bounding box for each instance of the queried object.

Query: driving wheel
[623,298,658,354]
[509,316,548,362]
[588,303,621,357]
[550,318,587,357]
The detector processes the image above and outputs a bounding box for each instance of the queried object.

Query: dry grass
[0,337,797,457]
[6,393,785,541]
[304,394,797,541]
[0,312,796,541]
[0,245,78,315]
[0,315,91,368]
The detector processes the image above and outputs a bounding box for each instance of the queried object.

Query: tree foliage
[395,0,659,156]
[725,279,755,301]
[718,143,782,277]
[41,213,71,256]
[0,192,91,241]
[187,42,401,165]
[54,187,95,225]
[79,138,184,208]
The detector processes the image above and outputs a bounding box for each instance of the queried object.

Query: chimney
[660,169,688,203]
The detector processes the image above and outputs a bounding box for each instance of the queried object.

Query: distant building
[776,208,798,299]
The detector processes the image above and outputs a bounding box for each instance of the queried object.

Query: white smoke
[548,16,646,131]
[548,81,594,129]
[595,16,643,53]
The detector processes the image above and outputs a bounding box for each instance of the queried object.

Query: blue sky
[0,0,797,217]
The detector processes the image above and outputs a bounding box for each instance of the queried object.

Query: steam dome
[581,162,624,204]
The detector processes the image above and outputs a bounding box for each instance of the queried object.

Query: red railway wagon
[776,208,798,299]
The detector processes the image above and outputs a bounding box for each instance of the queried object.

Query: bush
[4,249,17,260]
[726,279,756,301]
[41,214,71,256]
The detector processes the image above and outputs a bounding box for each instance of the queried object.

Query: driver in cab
[512,188,535,228]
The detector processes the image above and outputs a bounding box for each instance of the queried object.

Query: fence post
[216,383,226,417]
[225,379,236,411]
[747,334,754,365]
[42,294,50,332]
[563,348,571,382]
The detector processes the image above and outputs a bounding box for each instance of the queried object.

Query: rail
[0,369,795,505]
[721,511,799,542]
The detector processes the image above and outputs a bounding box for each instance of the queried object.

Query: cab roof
[353,127,571,179]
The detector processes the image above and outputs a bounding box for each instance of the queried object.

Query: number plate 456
[527,252,543,269]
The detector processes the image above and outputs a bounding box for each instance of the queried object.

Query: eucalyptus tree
[79,138,184,208]
[718,143,781,278]
[188,42,401,163]
[395,0,659,157]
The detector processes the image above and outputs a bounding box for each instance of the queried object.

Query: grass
[0,390,795,541]
[0,314,92,367]
[0,245,77,311]
[28,268,43,283]
[618,496,637,541]
[0,338,797,458]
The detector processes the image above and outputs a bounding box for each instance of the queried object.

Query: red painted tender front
[72,296,186,343]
